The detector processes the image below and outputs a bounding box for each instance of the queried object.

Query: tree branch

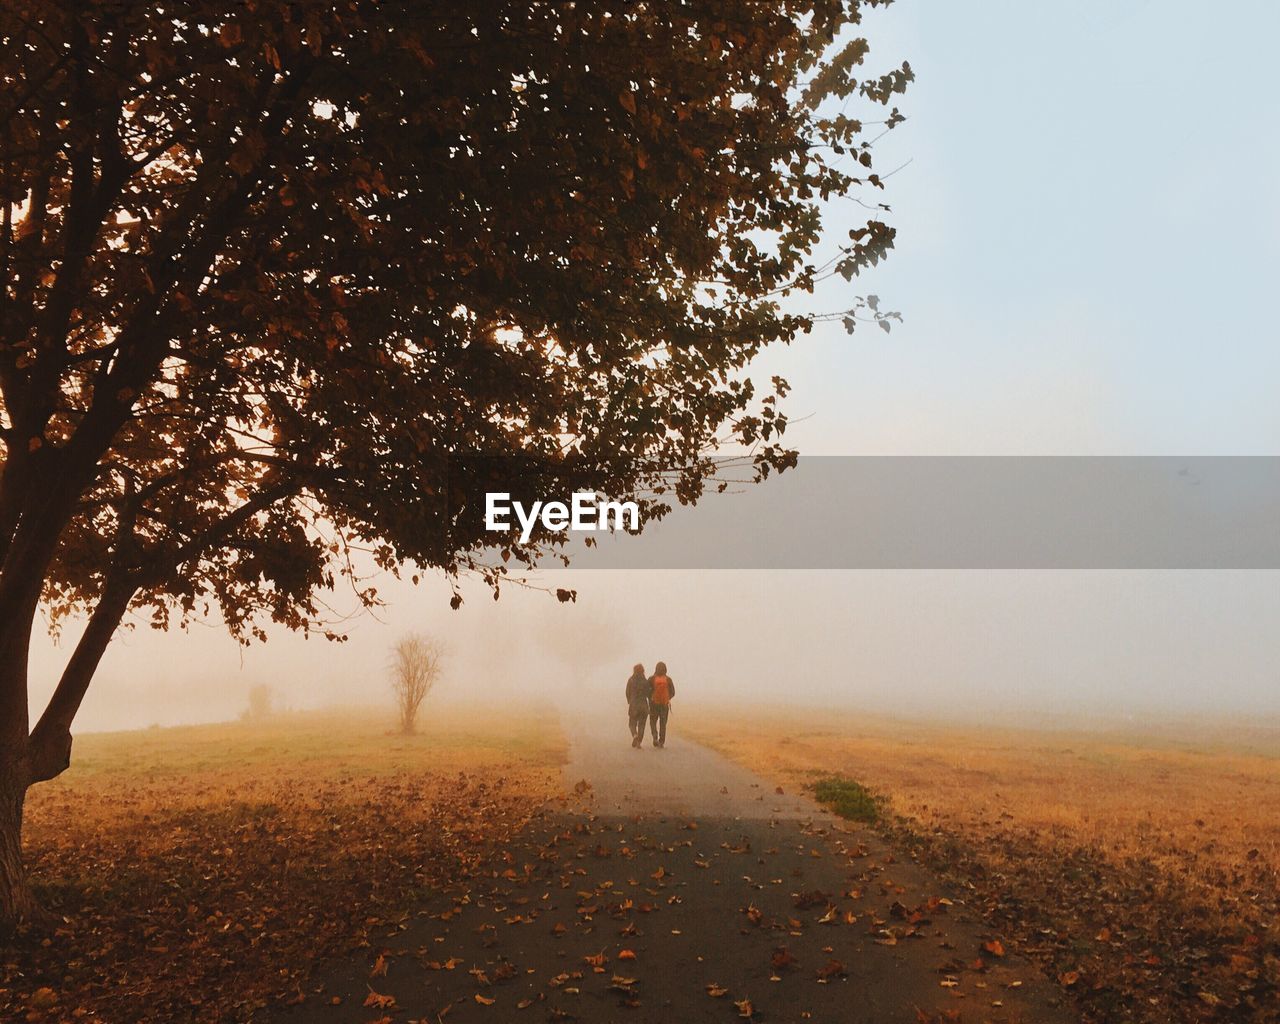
[26,575,133,784]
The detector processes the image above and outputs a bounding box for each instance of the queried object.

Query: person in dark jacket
[648,661,675,748]
[625,663,651,748]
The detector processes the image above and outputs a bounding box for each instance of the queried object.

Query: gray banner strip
[561,457,1280,569]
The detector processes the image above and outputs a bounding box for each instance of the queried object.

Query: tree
[532,603,631,683]
[0,0,908,927]
[392,633,443,735]
[242,683,273,722]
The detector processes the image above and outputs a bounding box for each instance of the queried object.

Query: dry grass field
[682,705,1280,1023]
[3,704,566,1023]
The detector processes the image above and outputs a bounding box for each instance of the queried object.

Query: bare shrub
[392,634,443,735]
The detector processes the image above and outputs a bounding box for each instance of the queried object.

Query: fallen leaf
[770,947,798,970]
[29,988,58,1010]
[364,987,396,1010]
[584,952,608,971]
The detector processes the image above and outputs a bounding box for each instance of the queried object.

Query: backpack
[651,675,672,706]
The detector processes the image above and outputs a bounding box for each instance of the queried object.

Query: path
[280,708,1075,1023]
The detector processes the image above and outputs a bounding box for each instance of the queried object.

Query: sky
[30,0,1280,733]
[777,0,1280,456]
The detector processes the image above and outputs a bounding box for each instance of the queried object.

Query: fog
[27,0,1280,738]
[29,566,1280,736]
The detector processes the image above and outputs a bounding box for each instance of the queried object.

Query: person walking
[625,663,651,748]
[648,661,675,748]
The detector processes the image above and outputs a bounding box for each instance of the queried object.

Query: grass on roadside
[7,703,567,1024]
[811,775,880,823]
[681,703,1280,1024]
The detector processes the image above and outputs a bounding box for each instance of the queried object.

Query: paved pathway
[281,707,1075,1023]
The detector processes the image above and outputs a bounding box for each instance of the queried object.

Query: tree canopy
[0,0,907,924]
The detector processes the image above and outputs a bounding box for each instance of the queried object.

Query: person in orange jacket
[648,661,675,748]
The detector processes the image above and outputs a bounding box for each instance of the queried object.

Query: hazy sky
[32,1,1280,732]
[773,0,1280,456]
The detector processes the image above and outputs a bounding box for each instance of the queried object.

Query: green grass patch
[811,775,880,823]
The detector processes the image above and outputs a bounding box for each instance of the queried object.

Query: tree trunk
[0,757,33,934]
[0,577,38,936]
